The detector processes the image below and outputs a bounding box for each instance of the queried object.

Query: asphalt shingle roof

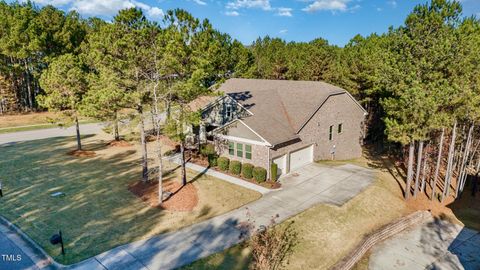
[217,78,347,146]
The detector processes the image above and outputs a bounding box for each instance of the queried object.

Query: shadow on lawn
[0,136,198,264]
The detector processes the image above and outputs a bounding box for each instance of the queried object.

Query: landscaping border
[330,210,431,270]
[167,154,273,194]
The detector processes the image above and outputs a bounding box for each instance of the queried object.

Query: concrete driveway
[369,217,480,270]
[279,163,375,206]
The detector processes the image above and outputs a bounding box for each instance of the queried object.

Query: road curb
[0,215,67,269]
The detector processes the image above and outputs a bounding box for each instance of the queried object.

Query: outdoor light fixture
[50,230,65,255]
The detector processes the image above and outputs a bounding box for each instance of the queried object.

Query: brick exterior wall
[270,93,365,163]
[215,139,270,170]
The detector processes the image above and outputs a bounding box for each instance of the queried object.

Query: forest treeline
[1,0,480,202]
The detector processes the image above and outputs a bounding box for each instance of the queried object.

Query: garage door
[273,155,287,177]
[290,145,313,171]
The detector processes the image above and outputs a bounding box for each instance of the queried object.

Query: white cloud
[28,0,164,20]
[277,7,292,17]
[226,0,271,11]
[191,0,207,5]
[28,0,73,5]
[387,0,397,8]
[279,29,288,34]
[302,0,352,12]
[147,7,164,19]
[225,11,240,16]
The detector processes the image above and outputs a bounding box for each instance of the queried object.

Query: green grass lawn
[0,136,260,264]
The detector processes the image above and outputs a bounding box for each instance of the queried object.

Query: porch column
[199,123,206,143]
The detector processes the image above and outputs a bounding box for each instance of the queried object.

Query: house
[190,78,367,179]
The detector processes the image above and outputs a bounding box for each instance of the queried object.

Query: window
[228,142,235,156]
[329,125,333,141]
[225,105,232,119]
[338,123,343,134]
[237,143,243,157]
[245,145,252,160]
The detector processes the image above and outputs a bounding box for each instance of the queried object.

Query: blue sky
[16,0,480,46]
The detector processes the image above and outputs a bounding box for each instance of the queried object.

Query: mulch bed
[107,140,132,147]
[128,180,199,212]
[67,149,96,157]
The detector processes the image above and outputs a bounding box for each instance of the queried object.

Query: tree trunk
[114,111,120,141]
[468,139,480,167]
[414,141,424,198]
[139,108,149,183]
[457,124,474,196]
[75,115,82,151]
[23,59,33,109]
[405,142,415,199]
[442,121,457,203]
[180,141,187,186]
[166,99,171,120]
[420,151,428,194]
[431,128,445,200]
[156,125,164,203]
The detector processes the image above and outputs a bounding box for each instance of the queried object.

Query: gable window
[225,104,233,119]
[237,143,243,157]
[338,123,343,134]
[245,145,252,160]
[228,142,235,156]
[329,125,334,141]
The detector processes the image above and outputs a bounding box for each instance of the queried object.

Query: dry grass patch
[0,111,58,128]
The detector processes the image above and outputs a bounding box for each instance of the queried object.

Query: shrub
[218,157,229,171]
[270,163,278,182]
[229,160,242,175]
[200,144,216,157]
[208,154,218,167]
[253,167,267,183]
[242,163,254,179]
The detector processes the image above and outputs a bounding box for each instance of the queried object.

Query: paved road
[66,163,374,270]
[0,219,52,270]
[0,123,104,145]
[369,217,480,270]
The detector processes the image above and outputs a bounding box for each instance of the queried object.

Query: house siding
[270,93,364,164]
[219,121,263,141]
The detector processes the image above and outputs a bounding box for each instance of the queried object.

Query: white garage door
[290,145,314,171]
[273,155,287,177]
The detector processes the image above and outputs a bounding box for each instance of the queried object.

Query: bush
[200,144,216,157]
[208,154,218,167]
[253,167,267,183]
[229,160,242,175]
[270,163,278,182]
[242,163,254,179]
[218,157,229,171]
